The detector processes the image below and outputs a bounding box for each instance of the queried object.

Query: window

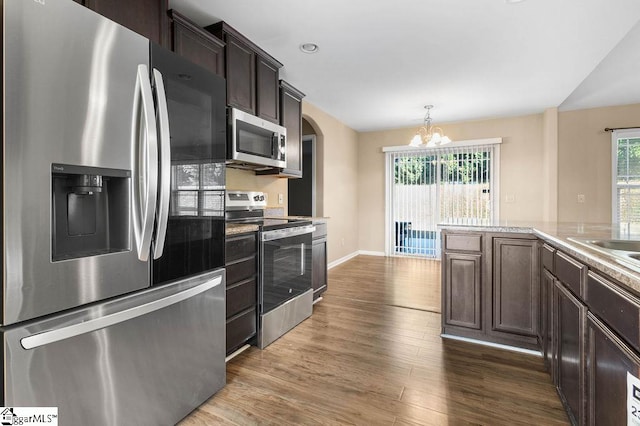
[612,129,640,234]
[384,140,500,258]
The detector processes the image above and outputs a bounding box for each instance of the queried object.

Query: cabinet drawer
[444,234,482,252]
[226,256,256,285]
[225,233,257,263]
[541,243,555,273]
[554,251,585,296]
[226,307,257,354]
[586,271,640,353]
[313,222,327,239]
[226,278,257,319]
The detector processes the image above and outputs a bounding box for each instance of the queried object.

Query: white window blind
[613,130,640,235]
[385,141,498,258]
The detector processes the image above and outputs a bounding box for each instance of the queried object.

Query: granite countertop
[226,223,259,236]
[438,221,640,294]
[284,216,328,224]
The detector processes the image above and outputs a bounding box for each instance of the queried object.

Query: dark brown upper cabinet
[169,10,225,78]
[206,21,282,123]
[225,34,256,114]
[256,56,280,123]
[81,0,170,47]
[258,81,305,178]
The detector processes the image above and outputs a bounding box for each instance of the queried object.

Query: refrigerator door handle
[152,68,171,260]
[20,274,223,350]
[132,64,158,261]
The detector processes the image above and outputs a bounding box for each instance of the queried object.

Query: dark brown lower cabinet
[443,252,482,330]
[587,312,640,426]
[491,237,539,338]
[554,280,587,426]
[225,232,258,355]
[312,228,328,301]
[541,268,556,379]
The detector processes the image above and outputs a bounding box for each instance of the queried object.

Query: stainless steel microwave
[228,107,287,169]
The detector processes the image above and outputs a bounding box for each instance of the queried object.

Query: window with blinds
[386,143,498,258]
[613,130,640,235]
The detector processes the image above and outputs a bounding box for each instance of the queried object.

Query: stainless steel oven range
[226,191,315,348]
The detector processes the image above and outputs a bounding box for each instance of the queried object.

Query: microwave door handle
[132,64,158,261]
[151,68,170,260]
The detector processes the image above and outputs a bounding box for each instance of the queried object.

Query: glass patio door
[385,143,498,258]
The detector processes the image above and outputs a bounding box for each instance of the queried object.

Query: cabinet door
[226,35,256,114]
[443,253,482,330]
[256,55,280,123]
[492,238,539,337]
[84,0,169,46]
[312,238,328,300]
[554,280,586,426]
[279,81,304,177]
[587,312,640,426]
[171,12,225,77]
[542,268,556,378]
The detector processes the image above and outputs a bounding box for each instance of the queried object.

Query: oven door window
[261,233,312,313]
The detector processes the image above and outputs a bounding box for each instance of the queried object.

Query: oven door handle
[261,225,316,242]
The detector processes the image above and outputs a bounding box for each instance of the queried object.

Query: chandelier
[409,105,451,148]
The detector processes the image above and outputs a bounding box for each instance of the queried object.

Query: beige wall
[558,103,640,223]
[226,168,288,211]
[302,101,359,264]
[542,108,559,222]
[357,114,546,253]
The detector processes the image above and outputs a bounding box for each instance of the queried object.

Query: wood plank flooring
[179,255,568,425]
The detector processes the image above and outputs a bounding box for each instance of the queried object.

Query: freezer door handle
[131,64,158,261]
[152,68,171,260]
[20,274,223,350]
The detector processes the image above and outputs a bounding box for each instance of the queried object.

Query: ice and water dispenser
[51,164,130,261]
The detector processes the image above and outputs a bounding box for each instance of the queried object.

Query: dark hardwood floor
[180,255,569,425]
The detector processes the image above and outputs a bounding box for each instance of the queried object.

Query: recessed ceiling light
[505,0,526,3]
[300,43,319,54]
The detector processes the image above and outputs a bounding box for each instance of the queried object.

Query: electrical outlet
[278,193,284,204]
[505,194,515,203]
[577,194,585,203]
[341,238,345,246]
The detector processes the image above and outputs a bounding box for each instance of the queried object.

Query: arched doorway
[288,116,324,216]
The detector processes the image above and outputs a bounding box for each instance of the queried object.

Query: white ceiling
[169,0,640,132]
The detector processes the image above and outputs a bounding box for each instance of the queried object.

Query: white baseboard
[327,251,359,269]
[328,250,387,269]
[358,250,385,257]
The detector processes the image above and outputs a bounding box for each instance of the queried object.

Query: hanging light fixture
[409,105,452,148]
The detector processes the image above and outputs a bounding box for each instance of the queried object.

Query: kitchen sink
[568,238,640,271]
[586,240,640,252]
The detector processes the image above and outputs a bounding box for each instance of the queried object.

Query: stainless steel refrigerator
[1,0,227,424]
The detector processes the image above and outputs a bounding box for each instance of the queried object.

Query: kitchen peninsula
[440,222,640,425]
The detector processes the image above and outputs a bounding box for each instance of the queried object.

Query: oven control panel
[226,191,267,211]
